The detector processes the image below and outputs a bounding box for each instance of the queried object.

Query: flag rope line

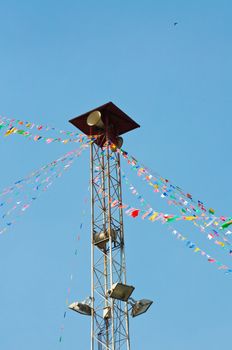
[121,168,232,255]
[118,147,232,235]
[0,143,90,236]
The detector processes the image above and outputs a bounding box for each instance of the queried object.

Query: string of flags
[99,144,219,225]
[93,162,195,223]
[0,144,89,236]
[0,116,96,145]
[0,116,81,137]
[118,148,232,235]
[93,160,228,235]
[0,142,90,199]
[118,147,214,216]
[1,118,230,235]
[120,167,232,274]
[59,196,88,343]
[166,224,232,274]
[92,165,232,274]
[59,235,81,343]
[0,116,231,276]
[121,170,232,255]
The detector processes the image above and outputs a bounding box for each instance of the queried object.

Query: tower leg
[90,141,130,350]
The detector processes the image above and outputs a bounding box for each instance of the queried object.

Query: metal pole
[90,143,95,350]
[101,152,109,349]
[117,153,131,350]
[106,139,115,350]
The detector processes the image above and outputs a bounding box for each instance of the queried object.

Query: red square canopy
[69,102,140,137]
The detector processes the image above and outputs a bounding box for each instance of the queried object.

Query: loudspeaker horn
[110,136,124,152]
[87,110,104,129]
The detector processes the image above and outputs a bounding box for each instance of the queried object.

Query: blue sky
[0,0,231,349]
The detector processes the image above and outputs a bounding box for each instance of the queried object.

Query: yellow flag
[149,212,158,221]
[194,247,200,253]
[185,216,197,221]
[4,127,17,136]
[217,241,225,247]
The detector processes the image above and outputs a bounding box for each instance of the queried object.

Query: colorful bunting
[120,169,232,255]
[93,161,232,275]
[118,147,213,218]
[0,116,97,145]
[0,143,89,236]
[116,147,232,246]
[58,196,87,343]
[168,225,231,273]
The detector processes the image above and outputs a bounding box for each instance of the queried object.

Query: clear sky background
[0,0,232,349]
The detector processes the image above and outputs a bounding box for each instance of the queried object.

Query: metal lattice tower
[90,137,130,350]
[69,102,152,350]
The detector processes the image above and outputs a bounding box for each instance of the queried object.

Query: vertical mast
[90,138,130,349]
[68,102,152,350]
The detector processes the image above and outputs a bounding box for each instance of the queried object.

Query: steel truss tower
[90,137,129,350]
[69,102,154,350]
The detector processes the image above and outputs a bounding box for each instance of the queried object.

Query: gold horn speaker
[87,110,104,129]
